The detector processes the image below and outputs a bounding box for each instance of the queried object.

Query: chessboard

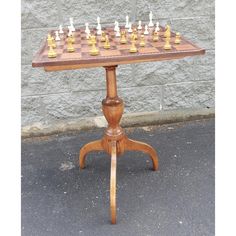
[32,25,205,71]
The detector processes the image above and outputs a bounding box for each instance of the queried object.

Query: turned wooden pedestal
[78,65,159,224]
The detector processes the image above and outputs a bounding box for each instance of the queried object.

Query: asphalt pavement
[22,119,215,236]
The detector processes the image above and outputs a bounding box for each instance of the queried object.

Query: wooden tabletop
[32,25,205,71]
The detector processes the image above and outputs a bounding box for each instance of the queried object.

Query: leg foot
[124,138,159,171]
[110,141,117,224]
[79,139,103,169]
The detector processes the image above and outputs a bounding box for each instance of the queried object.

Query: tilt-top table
[32,25,205,224]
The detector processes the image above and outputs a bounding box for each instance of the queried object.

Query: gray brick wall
[21,0,215,128]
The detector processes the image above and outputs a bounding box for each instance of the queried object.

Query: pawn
[115,27,121,37]
[85,23,90,34]
[139,34,145,47]
[59,25,64,34]
[103,35,110,49]
[67,36,75,52]
[55,31,60,41]
[155,22,160,32]
[100,32,106,42]
[175,32,181,44]
[128,23,133,33]
[90,37,99,55]
[129,37,137,53]
[133,28,138,40]
[51,36,56,48]
[48,44,57,58]
[138,20,142,30]
[164,37,172,50]
[120,31,127,44]
[87,34,92,45]
[97,26,102,35]
[153,31,159,42]
[144,25,149,35]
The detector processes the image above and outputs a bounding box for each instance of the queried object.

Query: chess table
[32,25,205,224]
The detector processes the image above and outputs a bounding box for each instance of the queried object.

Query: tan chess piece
[67,36,75,52]
[133,28,138,40]
[139,34,145,47]
[101,32,106,42]
[153,31,159,42]
[87,35,92,46]
[47,35,57,58]
[164,36,172,50]
[175,32,181,44]
[90,36,99,55]
[120,31,127,44]
[164,25,171,38]
[104,35,110,49]
[129,36,138,53]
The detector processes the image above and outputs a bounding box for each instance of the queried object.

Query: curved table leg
[79,139,103,169]
[124,138,159,171]
[110,141,117,224]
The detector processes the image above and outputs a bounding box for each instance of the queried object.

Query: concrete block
[163,81,215,109]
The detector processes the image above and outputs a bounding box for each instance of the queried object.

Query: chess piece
[68,26,73,37]
[120,31,127,44]
[47,35,57,58]
[164,36,172,50]
[144,25,149,35]
[128,23,132,33]
[125,15,129,29]
[153,31,159,42]
[90,36,99,55]
[114,21,119,32]
[175,32,181,44]
[59,25,64,34]
[101,32,106,42]
[50,35,56,48]
[69,17,75,31]
[86,32,91,39]
[148,11,154,27]
[97,27,102,35]
[103,35,110,49]
[133,28,138,40]
[85,23,90,34]
[138,20,142,30]
[155,22,160,32]
[55,31,60,41]
[139,34,145,47]
[96,17,101,30]
[164,25,171,38]
[67,36,75,52]
[87,34,92,45]
[116,27,121,37]
[129,36,137,53]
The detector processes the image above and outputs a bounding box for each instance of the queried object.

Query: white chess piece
[155,22,160,32]
[128,22,132,33]
[114,21,119,32]
[86,32,91,39]
[115,27,120,37]
[59,25,64,34]
[55,31,60,41]
[148,11,154,27]
[96,17,101,30]
[97,27,102,35]
[144,25,149,35]
[138,20,142,30]
[125,15,129,28]
[85,23,90,34]
[70,17,75,31]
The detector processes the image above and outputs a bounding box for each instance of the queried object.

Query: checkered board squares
[32,25,204,68]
